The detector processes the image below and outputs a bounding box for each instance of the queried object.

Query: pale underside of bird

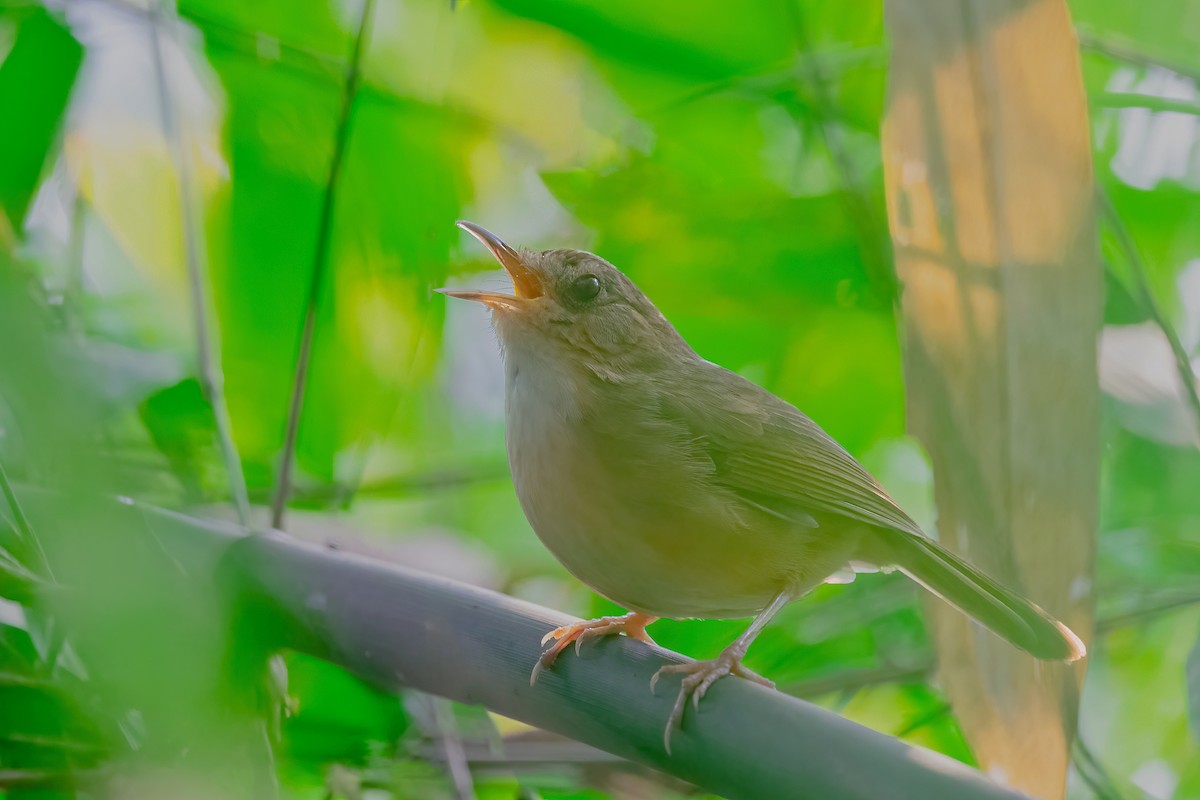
[441,220,1086,752]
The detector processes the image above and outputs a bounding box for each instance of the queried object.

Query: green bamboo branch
[211,529,1028,800]
[36,488,1200,794]
[0,486,1028,800]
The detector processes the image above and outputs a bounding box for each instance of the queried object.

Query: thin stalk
[1099,189,1200,447]
[781,588,1200,701]
[94,0,420,115]
[147,1,252,527]
[1070,736,1128,800]
[1077,29,1200,83]
[270,0,376,530]
[1091,91,1200,116]
[781,663,930,698]
[892,701,951,739]
[1095,590,1200,631]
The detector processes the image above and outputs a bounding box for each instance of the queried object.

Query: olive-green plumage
[442,221,1084,745]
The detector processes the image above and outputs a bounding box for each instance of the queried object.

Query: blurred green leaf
[282,653,408,764]
[0,7,82,232]
[181,0,353,58]
[492,0,794,85]
[139,378,223,502]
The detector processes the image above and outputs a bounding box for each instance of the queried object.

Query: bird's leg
[651,589,792,753]
[531,612,657,685]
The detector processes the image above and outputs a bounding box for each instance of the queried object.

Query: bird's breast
[501,348,815,619]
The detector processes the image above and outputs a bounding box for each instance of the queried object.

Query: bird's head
[439,221,691,376]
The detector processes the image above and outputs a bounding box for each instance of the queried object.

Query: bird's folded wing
[659,361,926,539]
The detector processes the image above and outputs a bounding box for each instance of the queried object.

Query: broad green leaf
[0,7,82,232]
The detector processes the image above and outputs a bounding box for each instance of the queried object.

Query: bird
[439,220,1086,751]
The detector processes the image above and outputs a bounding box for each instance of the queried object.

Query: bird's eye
[566,274,601,304]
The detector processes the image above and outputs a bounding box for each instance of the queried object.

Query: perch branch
[215,530,1029,800]
[15,488,1030,799]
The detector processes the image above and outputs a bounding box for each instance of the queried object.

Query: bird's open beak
[437,221,543,310]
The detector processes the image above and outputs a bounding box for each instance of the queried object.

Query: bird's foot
[651,650,774,753]
[530,612,657,685]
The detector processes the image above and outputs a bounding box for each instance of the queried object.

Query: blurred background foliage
[1,0,1199,797]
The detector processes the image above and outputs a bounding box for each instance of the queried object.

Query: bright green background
[0,0,1198,797]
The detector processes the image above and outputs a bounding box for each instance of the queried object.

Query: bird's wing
[658,360,925,538]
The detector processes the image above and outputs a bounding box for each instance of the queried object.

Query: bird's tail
[866,528,1086,662]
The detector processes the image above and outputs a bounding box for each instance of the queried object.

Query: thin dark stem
[649,48,885,122]
[1071,736,1128,800]
[270,0,376,530]
[893,701,951,739]
[781,589,1200,700]
[782,663,931,698]
[92,0,426,120]
[1096,590,1200,631]
[1077,29,1200,83]
[1091,91,1200,116]
[1099,189,1200,447]
[147,1,252,528]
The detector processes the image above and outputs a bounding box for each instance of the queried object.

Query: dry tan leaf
[882,1,1100,796]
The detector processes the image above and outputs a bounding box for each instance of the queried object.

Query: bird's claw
[651,653,774,754]
[530,613,656,686]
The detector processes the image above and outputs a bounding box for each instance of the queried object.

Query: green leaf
[282,652,408,764]
[139,378,224,502]
[180,0,352,58]
[0,7,83,231]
